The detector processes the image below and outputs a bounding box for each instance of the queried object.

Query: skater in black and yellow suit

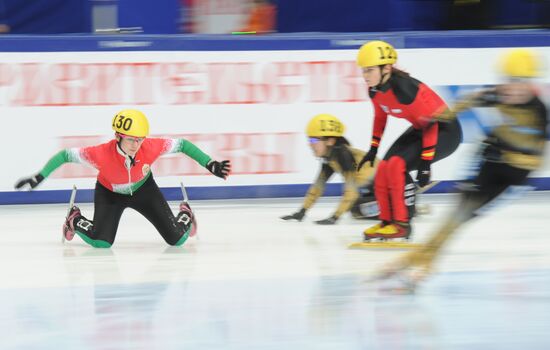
[377,48,549,285]
[281,114,380,225]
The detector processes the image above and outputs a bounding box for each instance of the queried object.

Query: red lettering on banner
[43,63,83,106]
[233,62,255,104]
[0,63,14,88]
[208,63,227,104]
[273,62,304,104]
[209,62,269,104]
[131,63,156,105]
[1,61,367,106]
[84,63,125,106]
[336,61,364,102]
[307,61,332,102]
[13,63,43,106]
[216,133,295,174]
[162,62,207,105]
[53,132,298,179]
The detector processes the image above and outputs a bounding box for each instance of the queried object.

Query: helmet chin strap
[372,65,390,90]
[116,135,136,167]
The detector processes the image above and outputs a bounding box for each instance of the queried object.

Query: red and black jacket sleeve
[370,101,388,149]
[392,76,447,162]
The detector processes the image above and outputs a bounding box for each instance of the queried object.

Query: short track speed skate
[180,182,198,238]
[61,185,77,244]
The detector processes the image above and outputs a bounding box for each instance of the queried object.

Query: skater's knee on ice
[91,241,112,248]
[88,239,111,248]
[169,225,192,246]
[75,231,112,248]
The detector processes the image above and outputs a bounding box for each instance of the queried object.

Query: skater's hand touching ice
[280,208,306,222]
[315,215,338,225]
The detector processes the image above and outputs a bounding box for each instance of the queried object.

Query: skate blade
[62,185,77,244]
[348,241,423,249]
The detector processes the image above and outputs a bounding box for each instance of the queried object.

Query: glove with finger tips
[357,147,377,171]
[207,160,231,179]
[280,208,306,222]
[14,173,44,190]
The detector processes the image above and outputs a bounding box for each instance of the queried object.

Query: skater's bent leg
[387,156,410,224]
[131,178,192,246]
[72,215,113,248]
[374,160,392,222]
[73,183,126,248]
[420,163,528,258]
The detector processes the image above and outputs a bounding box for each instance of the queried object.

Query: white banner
[2,48,550,192]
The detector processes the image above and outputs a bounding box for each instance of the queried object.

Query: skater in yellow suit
[281,114,380,225]
[377,48,548,286]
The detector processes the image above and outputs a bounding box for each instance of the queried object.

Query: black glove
[416,160,431,187]
[14,173,44,190]
[357,147,378,170]
[315,215,338,225]
[206,160,231,179]
[280,208,306,222]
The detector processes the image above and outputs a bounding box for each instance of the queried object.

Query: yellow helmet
[357,40,398,68]
[306,114,345,138]
[500,48,543,78]
[112,109,149,137]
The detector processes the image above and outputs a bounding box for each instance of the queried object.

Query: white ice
[1,192,550,349]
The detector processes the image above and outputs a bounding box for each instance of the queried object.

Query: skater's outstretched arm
[281,163,334,222]
[14,148,95,190]
[159,138,231,179]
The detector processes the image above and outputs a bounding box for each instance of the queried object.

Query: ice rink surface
[1,192,550,349]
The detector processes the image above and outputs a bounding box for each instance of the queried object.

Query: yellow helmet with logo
[357,40,398,68]
[500,48,543,78]
[306,114,345,138]
[112,109,150,137]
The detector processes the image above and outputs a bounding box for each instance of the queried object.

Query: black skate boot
[178,202,197,237]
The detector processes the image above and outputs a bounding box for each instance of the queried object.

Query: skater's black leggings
[384,119,462,170]
[455,161,531,223]
[380,119,462,219]
[74,175,189,247]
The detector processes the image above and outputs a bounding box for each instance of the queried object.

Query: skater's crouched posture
[378,48,548,285]
[15,109,231,248]
[281,114,379,225]
[356,40,462,240]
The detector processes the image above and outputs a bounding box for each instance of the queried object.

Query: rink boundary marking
[2,178,550,204]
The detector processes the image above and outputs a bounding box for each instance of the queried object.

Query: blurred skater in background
[377,48,548,287]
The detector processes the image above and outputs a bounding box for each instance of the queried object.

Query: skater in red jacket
[15,109,230,248]
[356,40,462,241]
